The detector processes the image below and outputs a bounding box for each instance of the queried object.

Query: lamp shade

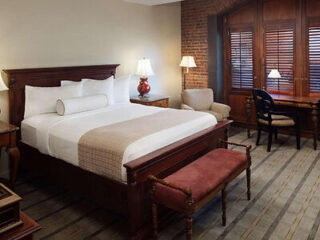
[136,58,154,77]
[180,56,197,68]
[0,75,8,92]
[268,69,281,79]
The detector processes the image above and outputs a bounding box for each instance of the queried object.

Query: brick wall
[181,0,248,88]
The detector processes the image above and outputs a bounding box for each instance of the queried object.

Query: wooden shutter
[308,26,320,95]
[265,26,295,94]
[230,30,254,89]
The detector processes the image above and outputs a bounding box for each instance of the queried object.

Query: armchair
[181,88,231,121]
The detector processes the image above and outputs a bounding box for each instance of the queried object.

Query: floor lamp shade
[180,56,197,89]
[180,56,197,69]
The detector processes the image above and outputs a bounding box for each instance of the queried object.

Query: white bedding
[21,103,217,182]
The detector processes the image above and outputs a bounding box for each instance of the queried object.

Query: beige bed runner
[78,109,204,182]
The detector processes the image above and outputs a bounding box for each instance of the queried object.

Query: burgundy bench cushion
[154,148,248,210]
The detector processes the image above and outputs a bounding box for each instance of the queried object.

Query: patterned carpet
[15,128,320,240]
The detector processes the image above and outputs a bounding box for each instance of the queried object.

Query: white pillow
[114,75,131,104]
[56,95,108,116]
[81,76,114,104]
[61,80,81,86]
[24,84,82,119]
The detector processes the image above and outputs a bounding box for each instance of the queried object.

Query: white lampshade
[136,58,154,77]
[180,56,197,68]
[268,69,281,79]
[0,74,8,92]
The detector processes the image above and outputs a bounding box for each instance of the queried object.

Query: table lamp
[268,69,281,79]
[0,74,8,114]
[267,69,281,90]
[180,56,197,90]
[136,58,154,97]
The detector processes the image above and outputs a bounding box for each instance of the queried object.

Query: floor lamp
[180,56,197,90]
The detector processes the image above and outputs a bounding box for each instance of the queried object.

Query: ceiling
[123,0,182,6]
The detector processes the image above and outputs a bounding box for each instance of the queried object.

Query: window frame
[307,20,320,97]
[227,25,255,94]
[263,22,296,96]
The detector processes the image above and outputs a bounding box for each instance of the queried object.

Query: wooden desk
[246,94,320,150]
[0,211,41,240]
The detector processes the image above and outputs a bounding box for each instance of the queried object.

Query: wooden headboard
[3,64,119,129]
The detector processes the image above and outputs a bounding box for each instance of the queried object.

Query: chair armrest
[148,175,192,197]
[210,102,231,118]
[181,104,194,111]
[218,139,252,159]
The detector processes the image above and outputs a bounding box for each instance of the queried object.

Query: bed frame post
[127,170,146,240]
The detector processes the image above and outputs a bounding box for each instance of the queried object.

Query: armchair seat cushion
[258,114,295,127]
[154,148,248,210]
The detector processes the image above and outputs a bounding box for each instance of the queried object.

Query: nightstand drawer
[149,99,168,108]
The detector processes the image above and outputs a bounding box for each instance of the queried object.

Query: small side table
[0,211,41,240]
[0,121,20,188]
[130,95,169,108]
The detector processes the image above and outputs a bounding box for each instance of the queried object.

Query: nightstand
[0,121,20,188]
[0,211,41,240]
[130,95,169,108]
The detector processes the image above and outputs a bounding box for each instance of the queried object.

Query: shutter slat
[309,27,320,94]
[230,30,253,89]
[265,28,294,93]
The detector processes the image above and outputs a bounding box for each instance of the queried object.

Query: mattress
[21,103,217,182]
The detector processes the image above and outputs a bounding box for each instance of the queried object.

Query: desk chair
[252,89,300,152]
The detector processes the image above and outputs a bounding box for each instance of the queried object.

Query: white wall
[0,0,182,123]
[0,0,181,177]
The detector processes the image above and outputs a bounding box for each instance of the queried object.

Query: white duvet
[21,103,217,182]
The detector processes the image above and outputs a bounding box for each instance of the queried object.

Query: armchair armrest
[218,139,252,160]
[148,175,192,197]
[210,102,231,118]
[181,104,194,111]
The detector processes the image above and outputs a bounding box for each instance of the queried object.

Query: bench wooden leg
[185,198,193,240]
[222,188,227,226]
[186,214,192,240]
[246,167,251,201]
[152,202,158,240]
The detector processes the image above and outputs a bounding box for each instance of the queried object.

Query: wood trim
[222,0,320,128]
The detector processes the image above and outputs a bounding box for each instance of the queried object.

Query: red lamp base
[137,77,151,97]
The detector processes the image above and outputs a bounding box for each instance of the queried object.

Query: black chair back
[252,89,274,120]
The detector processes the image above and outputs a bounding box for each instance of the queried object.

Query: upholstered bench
[148,140,251,240]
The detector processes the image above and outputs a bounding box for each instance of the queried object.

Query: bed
[4,65,232,239]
